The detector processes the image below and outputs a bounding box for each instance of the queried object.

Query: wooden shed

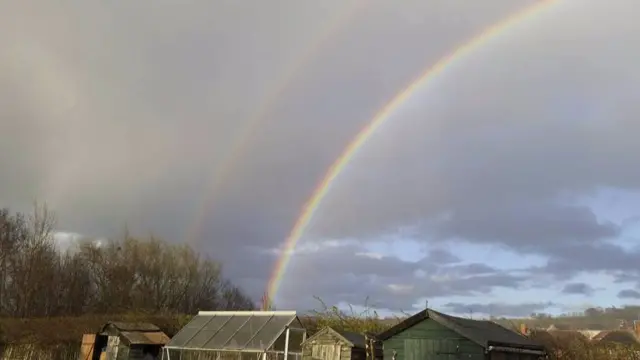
[80,322,170,360]
[302,327,382,360]
[377,308,546,360]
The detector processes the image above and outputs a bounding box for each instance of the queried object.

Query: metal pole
[283,327,291,360]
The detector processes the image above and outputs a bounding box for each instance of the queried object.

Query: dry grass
[0,314,190,345]
[0,314,191,360]
[0,344,78,360]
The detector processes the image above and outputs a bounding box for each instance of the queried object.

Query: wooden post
[283,326,291,360]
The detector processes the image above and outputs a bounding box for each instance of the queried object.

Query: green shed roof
[377,309,545,351]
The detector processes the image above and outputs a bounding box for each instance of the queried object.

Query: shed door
[311,344,341,360]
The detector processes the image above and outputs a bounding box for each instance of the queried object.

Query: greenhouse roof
[165,311,306,352]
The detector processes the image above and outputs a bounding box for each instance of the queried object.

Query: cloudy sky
[3,0,640,318]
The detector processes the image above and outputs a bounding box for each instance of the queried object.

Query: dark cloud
[543,244,640,280]
[618,289,640,300]
[434,204,619,249]
[612,271,640,286]
[561,283,595,296]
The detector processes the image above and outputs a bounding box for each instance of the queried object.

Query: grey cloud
[561,283,595,296]
[305,1,640,278]
[543,244,640,279]
[433,203,619,250]
[278,243,527,311]
[618,289,640,300]
[2,0,640,312]
[612,271,640,288]
[443,302,555,318]
[419,248,461,265]
[293,0,640,307]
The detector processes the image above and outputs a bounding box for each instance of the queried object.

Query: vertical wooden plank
[106,336,120,360]
[79,334,96,360]
[325,345,334,360]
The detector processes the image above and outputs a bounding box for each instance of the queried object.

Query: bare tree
[0,206,255,317]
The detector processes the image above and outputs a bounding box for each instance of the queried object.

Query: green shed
[377,309,546,360]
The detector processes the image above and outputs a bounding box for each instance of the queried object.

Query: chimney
[520,323,528,336]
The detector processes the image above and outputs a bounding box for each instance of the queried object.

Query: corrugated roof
[105,322,160,332]
[378,309,545,351]
[120,331,170,345]
[165,311,306,352]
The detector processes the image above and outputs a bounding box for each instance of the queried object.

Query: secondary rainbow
[266,0,562,301]
[183,0,368,247]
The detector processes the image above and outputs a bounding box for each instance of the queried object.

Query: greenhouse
[163,311,307,360]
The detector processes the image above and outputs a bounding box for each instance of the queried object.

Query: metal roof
[165,311,306,352]
[102,322,161,333]
[120,331,171,345]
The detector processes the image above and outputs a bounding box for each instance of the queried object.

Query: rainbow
[266,0,562,302]
[183,0,368,247]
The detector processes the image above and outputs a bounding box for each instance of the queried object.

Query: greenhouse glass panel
[166,328,195,348]
[228,314,274,349]
[166,314,233,348]
[203,315,251,349]
[186,315,215,329]
[166,311,304,352]
[245,315,295,350]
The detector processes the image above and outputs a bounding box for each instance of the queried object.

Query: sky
[3,0,640,318]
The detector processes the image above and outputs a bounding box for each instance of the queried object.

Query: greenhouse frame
[163,311,307,360]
